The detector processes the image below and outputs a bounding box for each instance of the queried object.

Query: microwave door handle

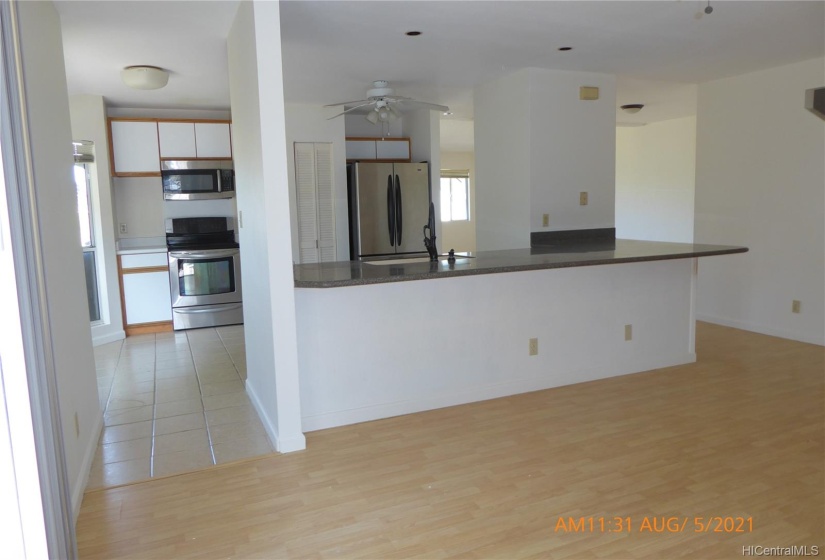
[216,170,222,192]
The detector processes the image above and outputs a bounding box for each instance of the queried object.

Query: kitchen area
[86,114,271,487]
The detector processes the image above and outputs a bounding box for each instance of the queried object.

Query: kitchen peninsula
[293,239,747,432]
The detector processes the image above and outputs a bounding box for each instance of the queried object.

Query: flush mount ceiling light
[620,104,644,114]
[121,65,169,90]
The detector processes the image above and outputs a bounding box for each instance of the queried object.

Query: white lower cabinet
[119,252,172,326]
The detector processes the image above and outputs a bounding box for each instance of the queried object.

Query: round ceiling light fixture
[121,65,169,90]
[620,104,645,114]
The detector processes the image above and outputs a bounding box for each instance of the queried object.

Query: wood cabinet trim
[121,265,169,275]
[125,321,173,336]
[345,136,410,143]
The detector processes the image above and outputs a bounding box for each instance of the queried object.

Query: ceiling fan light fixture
[121,65,169,90]
[365,110,379,124]
[620,103,644,114]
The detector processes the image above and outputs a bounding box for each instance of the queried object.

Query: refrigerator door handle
[395,174,402,245]
[386,174,395,246]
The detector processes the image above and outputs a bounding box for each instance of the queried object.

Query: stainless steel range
[166,217,243,330]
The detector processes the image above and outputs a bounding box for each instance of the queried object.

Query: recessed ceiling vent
[805,87,825,120]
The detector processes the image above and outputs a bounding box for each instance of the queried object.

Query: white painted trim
[245,378,306,453]
[91,329,125,347]
[697,313,825,347]
[70,412,102,520]
[302,352,696,433]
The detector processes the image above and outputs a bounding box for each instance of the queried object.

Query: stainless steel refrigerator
[348,162,431,259]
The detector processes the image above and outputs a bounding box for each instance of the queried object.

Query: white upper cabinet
[375,139,410,160]
[195,123,232,158]
[110,120,160,175]
[345,137,410,161]
[158,122,197,158]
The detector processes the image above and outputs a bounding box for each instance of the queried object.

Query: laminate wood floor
[76,322,824,559]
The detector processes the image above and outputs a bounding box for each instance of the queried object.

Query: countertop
[116,237,167,255]
[293,239,748,288]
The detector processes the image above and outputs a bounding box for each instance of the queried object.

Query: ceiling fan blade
[396,99,450,113]
[323,99,369,108]
[326,101,376,120]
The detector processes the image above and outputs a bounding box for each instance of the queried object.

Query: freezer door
[394,163,431,254]
[354,162,395,256]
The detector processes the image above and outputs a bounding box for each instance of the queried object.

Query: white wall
[402,109,442,243]
[440,151,476,252]
[474,69,532,250]
[296,259,696,431]
[15,0,102,516]
[112,177,165,239]
[529,69,616,233]
[68,95,125,346]
[616,116,697,243]
[475,68,616,251]
[228,0,305,452]
[345,114,402,138]
[695,58,825,345]
[284,104,348,262]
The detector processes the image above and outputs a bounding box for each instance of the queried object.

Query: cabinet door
[195,123,232,158]
[158,122,196,158]
[294,142,336,263]
[376,139,410,160]
[122,270,172,324]
[345,140,376,160]
[110,120,160,174]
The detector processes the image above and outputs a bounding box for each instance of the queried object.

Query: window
[440,170,470,222]
[73,161,101,322]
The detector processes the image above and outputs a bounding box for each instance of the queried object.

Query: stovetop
[165,217,239,251]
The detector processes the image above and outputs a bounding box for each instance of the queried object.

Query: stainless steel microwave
[162,159,235,200]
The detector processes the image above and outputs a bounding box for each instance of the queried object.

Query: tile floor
[89,325,274,489]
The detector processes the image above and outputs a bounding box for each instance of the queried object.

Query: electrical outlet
[119,223,127,234]
[529,338,538,356]
[792,300,801,314]
[624,324,633,341]
[580,192,588,206]
[542,214,549,227]
[74,412,79,438]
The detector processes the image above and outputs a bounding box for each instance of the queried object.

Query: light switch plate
[580,192,588,206]
[580,86,600,100]
[542,214,549,227]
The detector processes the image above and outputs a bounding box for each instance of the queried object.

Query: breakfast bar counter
[292,239,747,433]
[293,239,747,288]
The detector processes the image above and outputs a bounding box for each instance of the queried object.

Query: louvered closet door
[294,142,336,263]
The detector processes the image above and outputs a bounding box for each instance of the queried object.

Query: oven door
[168,249,242,308]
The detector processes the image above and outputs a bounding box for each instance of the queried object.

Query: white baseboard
[92,329,125,347]
[245,379,306,453]
[301,352,696,433]
[72,411,103,520]
[697,313,825,346]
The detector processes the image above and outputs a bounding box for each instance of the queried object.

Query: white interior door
[294,142,336,264]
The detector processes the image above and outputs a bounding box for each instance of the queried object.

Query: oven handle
[173,303,243,314]
[169,249,239,259]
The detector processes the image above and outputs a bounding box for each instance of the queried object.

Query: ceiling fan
[325,80,449,122]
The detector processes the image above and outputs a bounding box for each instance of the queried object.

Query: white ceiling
[56,1,824,145]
